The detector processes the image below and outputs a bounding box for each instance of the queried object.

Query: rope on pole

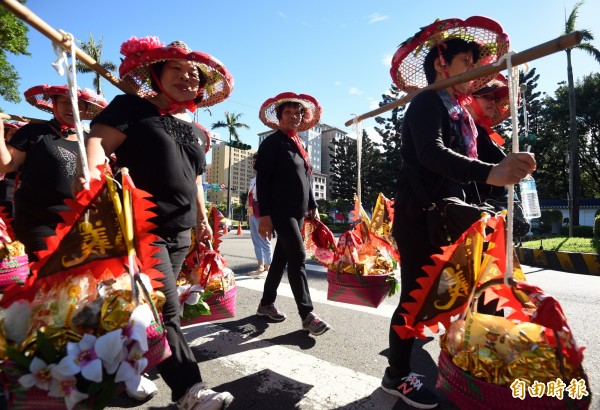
[344,31,583,127]
[0,0,134,95]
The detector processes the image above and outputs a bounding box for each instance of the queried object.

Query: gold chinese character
[510,379,526,400]
[566,379,589,400]
[527,380,546,398]
[62,220,115,267]
[546,378,567,400]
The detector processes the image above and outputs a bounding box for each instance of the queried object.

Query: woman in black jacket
[255,92,330,336]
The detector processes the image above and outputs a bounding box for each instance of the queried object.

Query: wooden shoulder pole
[344,31,583,127]
[0,113,46,123]
[1,0,134,95]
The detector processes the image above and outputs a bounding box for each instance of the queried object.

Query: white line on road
[185,324,397,410]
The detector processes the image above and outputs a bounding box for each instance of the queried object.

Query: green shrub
[560,225,594,237]
[595,215,600,238]
[319,213,330,225]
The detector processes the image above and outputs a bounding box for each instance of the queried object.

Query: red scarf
[286,130,311,173]
[470,98,505,146]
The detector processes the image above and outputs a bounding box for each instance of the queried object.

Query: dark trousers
[388,211,439,377]
[260,215,313,320]
[152,228,202,402]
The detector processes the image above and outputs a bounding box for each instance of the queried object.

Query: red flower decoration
[120,36,164,58]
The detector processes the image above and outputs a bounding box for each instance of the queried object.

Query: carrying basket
[0,254,29,291]
[436,278,592,410]
[326,269,390,308]
[182,284,237,326]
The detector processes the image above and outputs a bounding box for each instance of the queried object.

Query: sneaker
[257,303,287,321]
[302,312,330,336]
[177,382,234,410]
[381,369,439,409]
[126,375,158,401]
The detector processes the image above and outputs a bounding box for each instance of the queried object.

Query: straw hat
[119,36,233,108]
[390,16,509,94]
[259,92,322,131]
[472,73,511,127]
[24,85,108,120]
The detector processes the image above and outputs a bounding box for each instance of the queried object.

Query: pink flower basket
[0,254,29,291]
[181,285,237,326]
[326,269,390,308]
[437,350,591,410]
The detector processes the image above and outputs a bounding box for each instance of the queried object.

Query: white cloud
[367,97,379,110]
[334,81,342,86]
[365,12,389,24]
[301,20,313,28]
[349,87,363,95]
[381,52,393,68]
[278,11,287,19]
[365,127,383,145]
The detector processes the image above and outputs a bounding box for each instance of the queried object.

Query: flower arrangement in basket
[0,168,171,409]
[394,213,591,409]
[177,238,237,326]
[304,194,400,308]
[0,211,29,291]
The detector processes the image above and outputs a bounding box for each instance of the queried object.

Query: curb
[516,247,600,276]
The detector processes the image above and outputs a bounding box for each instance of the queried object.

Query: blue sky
[3,0,600,149]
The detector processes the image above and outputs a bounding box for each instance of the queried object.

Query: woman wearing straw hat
[81,36,234,410]
[0,85,106,259]
[246,152,272,275]
[0,121,26,219]
[255,92,331,336]
[384,17,536,408]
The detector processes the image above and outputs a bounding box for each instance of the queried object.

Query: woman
[0,85,106,258]
[82,37,234,410]
[255,92,330,336]
[246,153,272,274]
[0,121,25,219]
[384,18,535,409]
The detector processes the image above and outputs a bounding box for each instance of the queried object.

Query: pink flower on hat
[120,36,164,58]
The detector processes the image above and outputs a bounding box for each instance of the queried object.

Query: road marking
[235,275,398,318]
[184,325,397,409]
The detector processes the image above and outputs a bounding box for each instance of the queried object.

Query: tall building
[205,142,256,206]
[320,125,348,193]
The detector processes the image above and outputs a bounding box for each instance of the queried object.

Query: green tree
[0,3,30,110]
[329,135,357,205]
[212,112,250,218]
[75,33,118,96]
[563,1,600,232]
[211,111,249,143]
[374,83,406,199]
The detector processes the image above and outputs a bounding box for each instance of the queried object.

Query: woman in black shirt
[83,37,234,409]
[255,92,331,336]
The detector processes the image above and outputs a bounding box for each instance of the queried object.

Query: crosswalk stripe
[235,275,398,318]
[184,325,397,409]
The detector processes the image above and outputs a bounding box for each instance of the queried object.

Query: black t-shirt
[91,94,207,230]
[256,129,317,219]
[9,122,79,225]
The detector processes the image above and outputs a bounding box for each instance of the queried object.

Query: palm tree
[212,112,250,219]
[563,1,600,235]
[75,33,118,96]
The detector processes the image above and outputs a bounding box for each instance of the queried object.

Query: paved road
[104,231,598,410]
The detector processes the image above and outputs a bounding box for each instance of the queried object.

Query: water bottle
[519,175,541,219]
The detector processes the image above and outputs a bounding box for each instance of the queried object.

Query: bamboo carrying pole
[0,112,45,123]
[344,31,583,127]
[0,0,134,95]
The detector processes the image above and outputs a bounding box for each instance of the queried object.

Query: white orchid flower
[95,329,127,374]
[18,357,55,391]
[52,333,102,383]
[114,342,148,391]
[48,373,89,410]
[124,303,154,352]
[176,284,204,316]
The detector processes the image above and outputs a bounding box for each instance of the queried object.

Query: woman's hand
[259,216,273,240]
[308,208,320,220]
[195,219,213,243]
[487,153,536,186]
